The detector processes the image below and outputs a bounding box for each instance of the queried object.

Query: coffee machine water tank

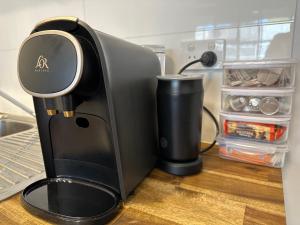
[17,17,160,225]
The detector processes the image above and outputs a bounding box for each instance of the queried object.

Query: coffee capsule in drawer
[222,88,294,116]
[223,60,296,88]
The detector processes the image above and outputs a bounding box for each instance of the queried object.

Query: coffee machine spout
[43,98,58,116]
[61,94,77,118]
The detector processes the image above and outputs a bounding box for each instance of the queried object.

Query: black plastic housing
[157,75,204,175]
[18,17,161,224]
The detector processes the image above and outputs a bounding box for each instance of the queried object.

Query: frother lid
[157,74,203,80]
[22,177,121,224]
[18,30,83,98]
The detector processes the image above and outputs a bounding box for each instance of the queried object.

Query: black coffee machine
[18,17,160,224]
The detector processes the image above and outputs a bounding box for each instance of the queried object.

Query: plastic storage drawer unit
[220,113,290,144]
[221,88,294,116]
[218,137,288,168]
[223,60,296,88]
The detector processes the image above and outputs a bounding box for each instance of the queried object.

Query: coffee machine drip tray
[21,177,121,225]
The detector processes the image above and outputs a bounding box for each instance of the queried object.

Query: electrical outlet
[180,39,225,71]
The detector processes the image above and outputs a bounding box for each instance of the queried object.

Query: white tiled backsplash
[0,0,295,142]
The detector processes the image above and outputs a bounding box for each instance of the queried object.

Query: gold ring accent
[63,111,74,118]
[47,109,57,116]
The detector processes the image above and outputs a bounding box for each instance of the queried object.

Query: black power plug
[178,51,218,74]
[200,51,217,67]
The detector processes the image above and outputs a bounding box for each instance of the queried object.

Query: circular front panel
[18,30,83,97]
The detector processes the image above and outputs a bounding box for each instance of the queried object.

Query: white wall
[0,2,298,223]
[283,1,300,225]
[0,0,295,142]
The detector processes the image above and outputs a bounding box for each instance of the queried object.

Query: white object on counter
[142,45,166,75]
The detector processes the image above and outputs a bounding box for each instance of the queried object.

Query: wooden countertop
[0,147,285,225]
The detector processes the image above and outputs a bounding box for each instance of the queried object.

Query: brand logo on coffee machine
[35,55,49,72]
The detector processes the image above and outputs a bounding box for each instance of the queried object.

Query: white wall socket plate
[180,39,225,71]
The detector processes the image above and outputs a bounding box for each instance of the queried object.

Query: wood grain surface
[0,147,285,225]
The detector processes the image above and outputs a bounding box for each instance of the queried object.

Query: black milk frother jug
[157,74,204,176]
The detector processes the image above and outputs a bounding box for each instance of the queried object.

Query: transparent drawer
[220,113,290,144]
[217,137,288,168]
[221,88,294,116]
[223,60,296,88]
